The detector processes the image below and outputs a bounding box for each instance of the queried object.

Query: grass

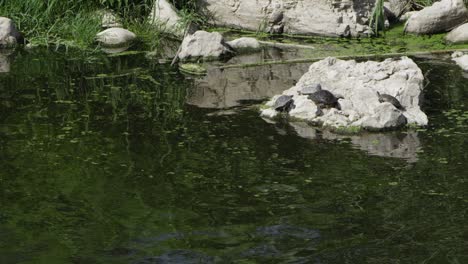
[0,0,190,50]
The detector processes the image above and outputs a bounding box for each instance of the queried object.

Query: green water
[0,48,467,264]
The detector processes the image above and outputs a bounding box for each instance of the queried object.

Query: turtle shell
[274,95,294,112]
[308,90,338,107]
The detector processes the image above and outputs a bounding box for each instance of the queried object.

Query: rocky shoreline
[2,0,468,132]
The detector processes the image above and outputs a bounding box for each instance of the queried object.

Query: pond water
[0,48,467,264]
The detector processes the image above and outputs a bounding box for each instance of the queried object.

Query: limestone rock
[96,28,136,47]
[261,57,428,131]
[446,23,468,44]
[178,31,232,61]
[149,0,182,35]
[452,51,468,71]
[0,17,24,47]
[404,0,468,35]
[197,0,374,37]
[226,37,261,52]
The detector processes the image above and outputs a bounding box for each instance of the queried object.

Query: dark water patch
[0,48,467,264]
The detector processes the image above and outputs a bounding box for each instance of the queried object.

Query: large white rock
[446,23,468,43]
[404,0,468,35]
[0,17,23,47]
[96,28,136,47]
[452,51,468,71]
[261,57,428,131]
[149,0,182,35]
[197,0,373,37]
[178,31,232,60]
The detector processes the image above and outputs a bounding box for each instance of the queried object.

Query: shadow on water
[0,48,467,263]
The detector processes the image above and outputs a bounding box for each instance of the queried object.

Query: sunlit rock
[96,27,136,48]
[452,51,468,71]
[446,23,468,44]
[226,37,261,52]
[197,0,373,37]
[178,31,232,61]
[0,17,24,47]
[404,0,468,35]
[149,0,182,35]
[261,57,428,131]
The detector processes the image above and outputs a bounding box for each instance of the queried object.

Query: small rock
[226,37,260,52]
[404,0,468,35]
[452,52,468,71]
[446,23,468,44]
[260,108,279,119]
[96,28,136,47]
[178,31,232,61]
[0,17,24,47]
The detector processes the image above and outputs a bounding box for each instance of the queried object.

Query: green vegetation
[0,0,201,50]
[0,0,153,49]
[369,0,386,36]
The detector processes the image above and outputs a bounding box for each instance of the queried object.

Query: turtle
[299,83,322,95]
[377,92,405,111]
[308,90,341,110]
[273,95,295,112]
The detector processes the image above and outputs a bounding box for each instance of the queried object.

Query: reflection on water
[187,49,310,109]
[0,48,467,264]
[290,122,422,162]
[0,50,12,73]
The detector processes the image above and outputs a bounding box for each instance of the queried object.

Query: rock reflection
[290,122,422,162]
[0,50,13,73]
[186,49,310,108]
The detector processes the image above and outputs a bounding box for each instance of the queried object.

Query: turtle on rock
[308,90,342,110]
[377,92,405,111]
[274,95,295,112]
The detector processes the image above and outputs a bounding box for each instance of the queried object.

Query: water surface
[0,48,467,264]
